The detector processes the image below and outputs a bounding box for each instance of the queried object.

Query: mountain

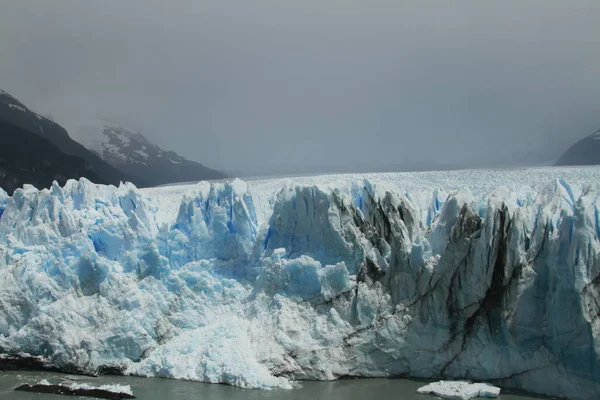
[0,90,144,187]
[556,128,600,166]
[71,121,226,186]
[0,168,599,399]
[0,120,105,194]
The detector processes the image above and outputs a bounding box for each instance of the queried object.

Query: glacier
[0,167,599,399]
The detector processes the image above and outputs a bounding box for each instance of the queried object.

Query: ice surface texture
[15,379,134,399]
[417,380,500,400]
[0,168,599,399]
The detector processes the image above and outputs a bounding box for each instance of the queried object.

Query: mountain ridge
[0,90,145,187]
[71,121,226,186]
[0,120,105,194]
[556,128,600,166]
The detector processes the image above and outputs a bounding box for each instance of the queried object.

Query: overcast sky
[1,1,599,175]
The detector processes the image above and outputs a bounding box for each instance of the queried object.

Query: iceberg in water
[417,380,500,400]
[417,381,500,400]
[0,168,599,399]
[15,379,134,399]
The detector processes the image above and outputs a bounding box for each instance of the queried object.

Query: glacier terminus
[0,167,599,399]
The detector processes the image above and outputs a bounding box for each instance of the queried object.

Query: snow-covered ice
[16,378,134,398]
[0,167,599,399]
[417,381,500,400]
[67,382,133,396]
[34,379,134,396]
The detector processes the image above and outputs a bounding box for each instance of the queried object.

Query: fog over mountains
[71,120,226,186]
[2,1,599,176]
[556,128,600,167]
[0,90,225,191]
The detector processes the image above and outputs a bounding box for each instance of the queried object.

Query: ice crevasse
[0,169,599,399]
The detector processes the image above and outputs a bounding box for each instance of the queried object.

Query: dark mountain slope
[556,128,600,166]
[0,120,105,194]
[0,90,145,186]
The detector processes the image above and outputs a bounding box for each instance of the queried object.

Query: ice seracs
[0,167,599,399]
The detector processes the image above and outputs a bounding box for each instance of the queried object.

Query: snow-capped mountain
[556,128,600,166]
[0,90,142,188]
[72,121,226,187]
[0,167,599,399]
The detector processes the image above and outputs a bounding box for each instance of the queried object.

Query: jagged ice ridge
[0,167,599,399]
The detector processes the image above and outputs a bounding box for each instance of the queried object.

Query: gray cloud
[1,0,599,175]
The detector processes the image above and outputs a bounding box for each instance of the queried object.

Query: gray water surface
[0,371,551,400]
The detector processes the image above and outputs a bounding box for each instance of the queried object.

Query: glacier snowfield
[0,166,599,399]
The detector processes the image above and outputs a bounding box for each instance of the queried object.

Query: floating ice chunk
[417,381,500,400]
[16,379,135,399]
[67,382,134,396]
[477,384,501,398]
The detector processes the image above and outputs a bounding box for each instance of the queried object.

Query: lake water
[0,371,551,400]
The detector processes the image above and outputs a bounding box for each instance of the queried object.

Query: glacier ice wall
[0,173,599,399]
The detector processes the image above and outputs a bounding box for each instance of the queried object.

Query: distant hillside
[72,121,226,186]
[0,120,105,194]
[556,128,600,166]
[0,90,144,187]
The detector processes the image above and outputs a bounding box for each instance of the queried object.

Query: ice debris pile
[417,380,500,400]
[0,168,599,399]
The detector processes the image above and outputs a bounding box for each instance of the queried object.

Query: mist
[1,0,599,176]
